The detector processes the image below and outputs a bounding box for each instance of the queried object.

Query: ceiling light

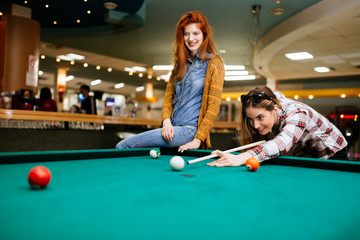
[271,8,285,15]
[56,58,61,62]
[308,95,314,99]
[224,65,245,70]
[40,55,45,59]
[107,68,112,72]
[57,53,85,61]
[138,73,143,77]
[104,2,118,10]
[91,79,102,86]
[57,55,73,61]
[225,71,248,76]
[285,52,313,60]
[96,65,101,70]
[132,66,147,72]
[70,61,75,65]
[156,76,161,81]
[136,86,144,92]
[148,75,153,79]
[294,95,299,100]
[225,75,256,81]
[129,72,133,76]
[160,72,171,80]
[226,97,231,102]
[87,10,91,14]
[67,53,85,60]
[83,63,88,67]
[53,21,57,25]
[114,83,125,89]
[314,67,330,73]
[65,75,75,81]
[77,19,81,23]
[341,94,346,98]
[153,65,174,71]
[38,71,43,76]
[45,4,49,8]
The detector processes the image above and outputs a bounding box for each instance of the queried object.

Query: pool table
[1,148,360,240]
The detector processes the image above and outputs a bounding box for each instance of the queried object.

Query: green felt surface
[1,150,360,240]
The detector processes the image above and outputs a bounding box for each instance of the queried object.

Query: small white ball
[170,156,185,171]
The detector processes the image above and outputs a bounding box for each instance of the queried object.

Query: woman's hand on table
[178,138,201,153]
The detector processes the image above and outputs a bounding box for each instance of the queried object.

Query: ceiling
[1,0,360,96]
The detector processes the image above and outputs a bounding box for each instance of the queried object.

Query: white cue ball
[170,156,185,171]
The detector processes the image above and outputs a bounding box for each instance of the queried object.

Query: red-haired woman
[116,11,225,152]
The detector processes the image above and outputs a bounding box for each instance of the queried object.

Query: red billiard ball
[28,166,52,189]
[245,158,260,171]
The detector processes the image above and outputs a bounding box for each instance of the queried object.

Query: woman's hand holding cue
[207,151,253,167]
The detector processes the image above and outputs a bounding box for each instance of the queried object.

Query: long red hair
[172,11,217,81]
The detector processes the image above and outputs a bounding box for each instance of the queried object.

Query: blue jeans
[115,125,197,149]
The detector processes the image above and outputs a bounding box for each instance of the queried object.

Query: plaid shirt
[247,98,348,161]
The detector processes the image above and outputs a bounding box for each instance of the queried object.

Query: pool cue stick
[187,140,266,165]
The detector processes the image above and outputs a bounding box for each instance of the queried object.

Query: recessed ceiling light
[271,8,285,15]
[224,65,245,70]
[136,86,144,92]
[225,71,248,76]
[91,79,102,86]
[225,75,256,81]
[66,75,75,81]
[114,83,125,89]
[40,55,46,59]
[83,63,88,67]
[107,67,112,72]
[104,2,118,10]
[67,53,85,60]
[285,52,313,60]
[96,65,101,70]
[153,65,174,71]
[314,67,330,73]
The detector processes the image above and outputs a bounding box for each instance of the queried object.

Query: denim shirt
[171,54,209,126]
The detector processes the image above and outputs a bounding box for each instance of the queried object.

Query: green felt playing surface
[0,149,360,240]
